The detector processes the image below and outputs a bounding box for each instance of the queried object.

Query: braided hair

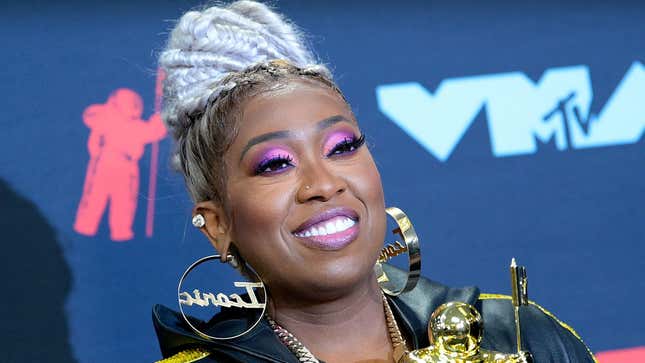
[159,1,346,206]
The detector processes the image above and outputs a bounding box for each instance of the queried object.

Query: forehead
[237,81,352,139]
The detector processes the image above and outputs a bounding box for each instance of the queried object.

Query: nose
[296,159,347,203]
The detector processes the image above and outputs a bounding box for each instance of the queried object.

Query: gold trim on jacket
[155,347,211,363]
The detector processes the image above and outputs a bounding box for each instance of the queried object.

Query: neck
[268,274,395,363]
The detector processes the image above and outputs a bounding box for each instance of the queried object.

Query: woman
[153,2,596,362]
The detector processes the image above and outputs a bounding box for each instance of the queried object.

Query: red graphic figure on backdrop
[73,88,166,241]
[597,346,645,363]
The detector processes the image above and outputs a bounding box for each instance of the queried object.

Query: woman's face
[223,80,386,300]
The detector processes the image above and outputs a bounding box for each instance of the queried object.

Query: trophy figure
[400,259,533,363]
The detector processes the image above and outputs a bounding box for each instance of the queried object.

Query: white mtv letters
[376,62,645,161]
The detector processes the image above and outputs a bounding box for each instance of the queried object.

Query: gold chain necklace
[265,291,407,363]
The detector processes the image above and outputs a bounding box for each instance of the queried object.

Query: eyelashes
[253,133,366,176]
[254,153,294,175]
[325,134,365,157]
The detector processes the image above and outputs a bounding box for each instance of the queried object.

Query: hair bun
[159,0,320,141]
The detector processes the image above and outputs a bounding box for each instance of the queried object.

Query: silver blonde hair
[159,1,343,206]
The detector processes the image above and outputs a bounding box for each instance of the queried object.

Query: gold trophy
[401,258,533,363]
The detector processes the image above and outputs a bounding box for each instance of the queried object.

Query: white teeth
[295,216,356,238]
[325,221,337,234]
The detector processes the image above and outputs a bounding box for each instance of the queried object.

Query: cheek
[348,153,387,245]
[227,182,292,267]
[352,154,385,207]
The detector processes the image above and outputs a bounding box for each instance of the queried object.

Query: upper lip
[292,207,359,234]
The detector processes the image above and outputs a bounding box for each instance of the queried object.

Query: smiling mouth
[292,208,360,251]
[293,216,356,238]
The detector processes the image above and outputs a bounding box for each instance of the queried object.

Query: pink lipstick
[293,207,359,250]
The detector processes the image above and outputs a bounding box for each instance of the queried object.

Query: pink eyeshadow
[323,130,355,155]
[251,146,293,166]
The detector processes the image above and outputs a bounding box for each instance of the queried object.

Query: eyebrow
[239,115,353,162]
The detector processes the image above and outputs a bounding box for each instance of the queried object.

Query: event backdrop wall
[1,0,643,362]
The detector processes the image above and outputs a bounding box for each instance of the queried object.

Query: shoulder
[477,293,597,363]
[152,304,295,363]
[387,267,596,362]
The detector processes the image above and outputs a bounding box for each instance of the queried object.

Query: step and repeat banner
[1,0,643,362]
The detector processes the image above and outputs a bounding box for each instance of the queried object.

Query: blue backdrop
[1,0,643,362]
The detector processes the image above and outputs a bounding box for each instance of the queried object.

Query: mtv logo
[376,62,645,161]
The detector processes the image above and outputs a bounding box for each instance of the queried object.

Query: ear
[193,201,233,262]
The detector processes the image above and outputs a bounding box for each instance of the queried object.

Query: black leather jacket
[153,268,596,362]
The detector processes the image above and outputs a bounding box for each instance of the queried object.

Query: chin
[300,255,376,300]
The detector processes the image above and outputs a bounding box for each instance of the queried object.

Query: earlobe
[193,201,232,262]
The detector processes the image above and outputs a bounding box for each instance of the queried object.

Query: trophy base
[402,345,532,363]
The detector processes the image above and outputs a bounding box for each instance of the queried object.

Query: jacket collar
[153,265,480,360]
[153,303,298,362]
[384,265,480,349]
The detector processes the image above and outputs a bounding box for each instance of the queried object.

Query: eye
[254,154,295,175]
[326,134,366,157]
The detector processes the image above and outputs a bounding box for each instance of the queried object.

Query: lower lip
[294,222,360,251]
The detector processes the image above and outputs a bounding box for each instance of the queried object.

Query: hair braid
[159,1,344,207]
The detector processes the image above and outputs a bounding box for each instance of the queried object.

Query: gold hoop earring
[177,254,267,340]
[375,207,421,296]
